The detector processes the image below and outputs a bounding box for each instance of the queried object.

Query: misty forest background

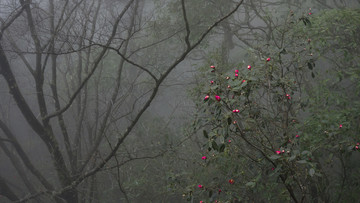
[0,0,359,202]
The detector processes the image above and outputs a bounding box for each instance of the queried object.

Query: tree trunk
[58,188,78,203]
[0,175,19,202]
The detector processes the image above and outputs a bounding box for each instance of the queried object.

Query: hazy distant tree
[0,0,244,202]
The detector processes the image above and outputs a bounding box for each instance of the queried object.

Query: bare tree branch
[24,1,245,201]
[44,0,136,121]
[0,119,54,191]
[0,175,19,202]
[181,0,191,50]
[0,2,26,40]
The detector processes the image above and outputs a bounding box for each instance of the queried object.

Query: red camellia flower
[204,95,210,101]
[235,69,239,74]
[247,65,251,70]
[242,79,246,83]
[235,73,239,78]
[210,65,215,69]
[232,109,239,113]
[339,124,343,128]
[296,134,300,138]
[286,94,291,100]
[276,150,281,155]
[201,156,207,160]
[210,80,214,84]
[215,95,221,101]
[198,184,203,189]
[228,139,232,143]
[229,179,235,184]
[200,201,203,203]
[266,57,271,62]
[218,189,222,193]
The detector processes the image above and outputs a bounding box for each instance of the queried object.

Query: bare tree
[0,0,245,202]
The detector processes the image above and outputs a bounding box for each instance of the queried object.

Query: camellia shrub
[183,8,360,203]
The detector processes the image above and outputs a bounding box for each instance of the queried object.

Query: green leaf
[215,106,222,119]
[280,48,287,54]
[309,168,315,177]
[301,150,311,155]
[203,130,209,139]
[289,155,296,161]
[245,181,256,188]
[227,117,232,125]
[292,150,300,155]
[328,152,334,159]
[315,173,322,177]
[219,135,224,144]
[270,155,281,160]
[307,62,313,70]
[228,80,241,87]
[212,141,219,151]
[231,86,241,92]
[240,81,248,88]
[210,85,219,90]
[219,144,225,152]
[297,160,307,164]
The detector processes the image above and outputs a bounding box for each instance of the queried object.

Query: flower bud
[215,95,221,101]
[204,95,210,101]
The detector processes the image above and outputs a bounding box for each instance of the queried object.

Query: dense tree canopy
[186,7,360,203]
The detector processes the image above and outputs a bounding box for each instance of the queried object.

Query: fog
[0,0,359,202]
